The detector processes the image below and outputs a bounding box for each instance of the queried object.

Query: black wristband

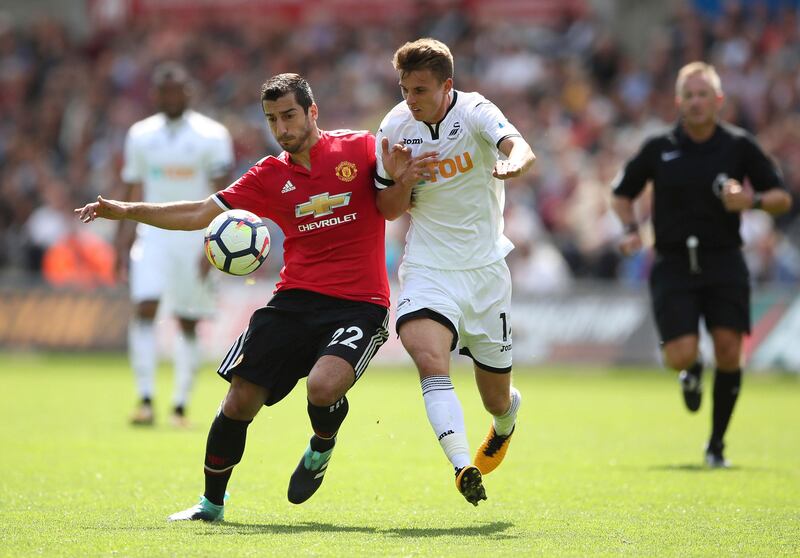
[752,192,763,209]
[623,222,639,234]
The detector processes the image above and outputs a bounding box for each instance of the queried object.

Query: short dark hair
[392,38,454,83]
[260,73,315,114]
[151,61,190,87]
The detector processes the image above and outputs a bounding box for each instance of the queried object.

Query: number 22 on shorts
[328,326,363,349]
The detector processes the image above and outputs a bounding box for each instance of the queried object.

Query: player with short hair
[77,73,401,520]
[612,61,791,467]
[117,62,234,427]
[374,38,536,505]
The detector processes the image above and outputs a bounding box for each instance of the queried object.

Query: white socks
[130,319,201,410]
[420,375,471,470]
[173,331,199,409]
[129,318,157,400]
[493,387,521,436]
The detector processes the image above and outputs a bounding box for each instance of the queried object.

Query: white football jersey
[122,109,234,238]
[375,90,521,270]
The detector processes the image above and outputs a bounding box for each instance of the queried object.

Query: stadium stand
[0,0,798,289]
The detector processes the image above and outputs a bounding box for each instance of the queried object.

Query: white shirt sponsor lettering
[376,91,520,270]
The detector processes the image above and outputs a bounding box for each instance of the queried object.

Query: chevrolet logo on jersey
[295,192,352,218]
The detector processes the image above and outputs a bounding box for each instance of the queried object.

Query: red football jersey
[214,130,389,308]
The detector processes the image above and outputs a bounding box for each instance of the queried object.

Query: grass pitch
[0,353,798,557]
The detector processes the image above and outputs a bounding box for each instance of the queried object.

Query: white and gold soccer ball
[204,209,270,276]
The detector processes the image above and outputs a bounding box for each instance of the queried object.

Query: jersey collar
[422,90,458,141]
[674,121,722,151]
[162,110,189,126]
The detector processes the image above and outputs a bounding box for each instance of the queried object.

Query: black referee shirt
[613,122,783,252]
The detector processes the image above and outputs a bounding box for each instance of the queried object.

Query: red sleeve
[216,162,274,219]
[364,132,376,167]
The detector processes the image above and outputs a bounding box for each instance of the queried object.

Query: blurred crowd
[1,0,799,292]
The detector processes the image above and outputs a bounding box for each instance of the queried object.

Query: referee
[611,62,792,467]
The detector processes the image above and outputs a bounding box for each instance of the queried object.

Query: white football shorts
[129,228,216,319]
[396,259,513,372]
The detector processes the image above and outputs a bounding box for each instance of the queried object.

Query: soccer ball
[204,209,270,276]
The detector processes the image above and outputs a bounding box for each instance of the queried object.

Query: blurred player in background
[78,73,418,521]
[611,62,791,467]
[375,38,535,505]
[116,62,234,427]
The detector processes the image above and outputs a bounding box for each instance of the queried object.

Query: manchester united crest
[335,161,357,182]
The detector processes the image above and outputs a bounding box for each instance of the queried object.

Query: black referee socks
[710,368,742,445]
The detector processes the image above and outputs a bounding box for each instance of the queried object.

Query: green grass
[0,354,798,557]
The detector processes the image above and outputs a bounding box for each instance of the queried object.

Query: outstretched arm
[495,136,536,179]
[76,195,224,231]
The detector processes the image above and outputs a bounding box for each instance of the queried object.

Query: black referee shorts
[217,289,389,406]
[649,248,751,343]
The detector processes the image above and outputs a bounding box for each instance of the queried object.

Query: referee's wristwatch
[623,222,639,234]
[752,192,764,209]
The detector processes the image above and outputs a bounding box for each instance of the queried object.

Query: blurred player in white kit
[115,62,234,427]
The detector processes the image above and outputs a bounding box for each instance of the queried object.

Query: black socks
[307,396,349,452]
[686,360,703,380]
[203,410,252,505]
[710,368,741,446]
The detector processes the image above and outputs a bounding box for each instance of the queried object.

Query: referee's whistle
[687,235,701,274]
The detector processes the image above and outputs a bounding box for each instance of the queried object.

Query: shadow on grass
[647,463,743,472]
[384,521,516,539]
[211,520,516,539]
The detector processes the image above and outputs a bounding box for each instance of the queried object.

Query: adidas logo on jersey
[281,180,296,193]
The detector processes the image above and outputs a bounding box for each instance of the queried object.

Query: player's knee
[408,347,449,376]
[221,398,251,421]
[714,344,741,369]
[663,348,697,371]
[221,384,264,421]
[662,337,699,371]
[306,375,342,407]
[711,330,741,364]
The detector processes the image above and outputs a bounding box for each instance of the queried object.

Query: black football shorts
[649,249,750,343]
[217,289,389,406]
